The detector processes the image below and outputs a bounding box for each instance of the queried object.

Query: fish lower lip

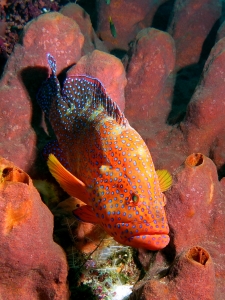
[116,223,169,235]
[120,226,168,236]
[132,231,169,237]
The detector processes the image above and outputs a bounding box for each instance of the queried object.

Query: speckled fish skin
[37,54,170,250]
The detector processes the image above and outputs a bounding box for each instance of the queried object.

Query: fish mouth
[129,231,169,238]
[116,222,169,236]
[126,233,170,250]
[113,222,170,250]
[133,231,168,236]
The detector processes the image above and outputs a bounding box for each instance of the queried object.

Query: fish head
[93,142,170,250]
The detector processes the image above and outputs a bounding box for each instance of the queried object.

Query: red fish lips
[113,221,170,250]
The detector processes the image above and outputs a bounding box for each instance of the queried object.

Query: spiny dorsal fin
[47,154,90,204]
[156,169,172,192]
[62,75,127,127]
[38,54,127,127]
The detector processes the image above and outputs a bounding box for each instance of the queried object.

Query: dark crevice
[151,0,176,31]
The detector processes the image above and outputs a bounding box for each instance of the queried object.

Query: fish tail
[36,54,61,118]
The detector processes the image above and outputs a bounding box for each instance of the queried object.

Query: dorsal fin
[37,53,127,127]
[61,75,127,127]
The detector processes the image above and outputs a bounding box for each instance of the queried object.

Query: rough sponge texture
[0,156,69,299]
[168,0,221,69]
[96,0,167,51]
[124,27,175,133]
[0,11,84,173]
[60,3,108,55]
[130,154,225,299]
[131,246,215,300]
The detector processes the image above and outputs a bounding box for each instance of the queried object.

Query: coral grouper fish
[37,54,172,251]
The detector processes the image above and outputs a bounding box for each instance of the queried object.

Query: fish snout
[114,221,169,250]
[125,233,170,250]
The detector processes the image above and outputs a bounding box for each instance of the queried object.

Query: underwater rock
[131,246,215,300]
[124,27,175,135]
[0,156,69,299]
[21,12,84,72]
[0,81,36,173]
[96,0,167,51]
[0,11,84,172]
[60,3,108,55]
[181,37,225,159]
[67,49,126,111]
[168,0,221,69]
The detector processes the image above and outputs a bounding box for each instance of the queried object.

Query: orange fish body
[37,54,172,250]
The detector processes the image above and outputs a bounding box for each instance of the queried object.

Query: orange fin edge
[47,154,90,204]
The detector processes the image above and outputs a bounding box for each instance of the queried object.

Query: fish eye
[128,193,139,205]
[132,194,138,202]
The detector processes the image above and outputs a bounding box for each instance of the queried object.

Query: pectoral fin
[73,205,100,223]
[156,169,172,192]
[47,154,90,204]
